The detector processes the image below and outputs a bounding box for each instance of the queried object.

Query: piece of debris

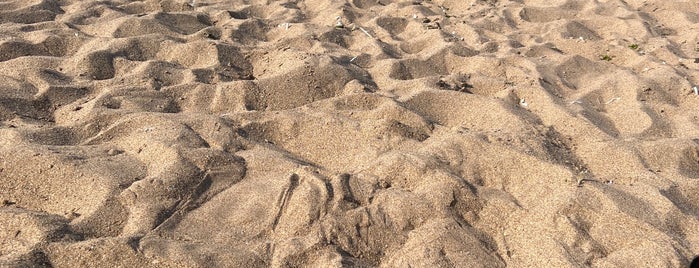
[335,16,344,28]
[107,149,121,156]
[358,27,373,38]
[576,171,589,187]
[519,98,528,107]
[436,75,472,93]
[449,31,464,41]
[425,21,441,29]
[605,97,620,104]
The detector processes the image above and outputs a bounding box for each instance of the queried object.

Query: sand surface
[1,0,698,267]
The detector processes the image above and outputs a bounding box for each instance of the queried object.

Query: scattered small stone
[107,149,120,156]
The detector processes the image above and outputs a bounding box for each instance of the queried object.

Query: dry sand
[1,0,698,267]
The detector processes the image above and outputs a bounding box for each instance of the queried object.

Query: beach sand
[1,0,698,266]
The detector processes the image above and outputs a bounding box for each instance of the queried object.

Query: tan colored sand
[1,0,699,267]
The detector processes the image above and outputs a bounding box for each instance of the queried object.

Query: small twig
[605,97,620,104]
[359,27,373,38]
[576,171,589,187]
[692,86,698,95]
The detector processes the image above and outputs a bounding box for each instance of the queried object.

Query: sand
[0,0,698,267]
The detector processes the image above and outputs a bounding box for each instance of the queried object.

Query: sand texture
[1,0,699,266]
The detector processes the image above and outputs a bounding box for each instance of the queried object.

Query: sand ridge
[1,0,698,266]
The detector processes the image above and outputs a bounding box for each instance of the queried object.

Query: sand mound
[1,0,699,266]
